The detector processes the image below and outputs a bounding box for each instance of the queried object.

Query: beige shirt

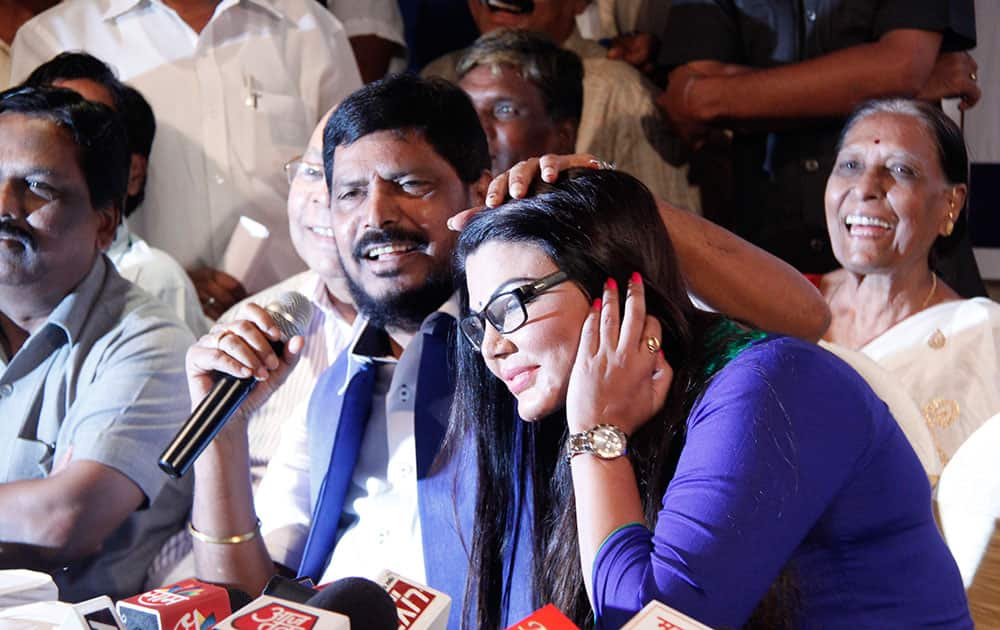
[423,28,701,213]
[593,0,671,39]
[0,40,10,91]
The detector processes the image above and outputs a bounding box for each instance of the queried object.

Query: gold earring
[943,211,955,237]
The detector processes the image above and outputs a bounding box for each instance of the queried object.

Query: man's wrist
[686,74,727,123]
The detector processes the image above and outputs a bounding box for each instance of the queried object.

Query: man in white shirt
[184,76,493,611]
[328,0,406,82]
[10,0,363,317]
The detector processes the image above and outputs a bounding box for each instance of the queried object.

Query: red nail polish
[607,277,618,291]
[593,298,602,310]
[631,272,642,284]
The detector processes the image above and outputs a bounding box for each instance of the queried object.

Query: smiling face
[289,112,340,282]
[468,0,589,43]
[0,113,116,293]
[825,112,960,276]
[330,129,484,331]
[465,240,590,420]
[460,63,575,173]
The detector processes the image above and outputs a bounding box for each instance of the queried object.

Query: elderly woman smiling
[819,99,1000,463]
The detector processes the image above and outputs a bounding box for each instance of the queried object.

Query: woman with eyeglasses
[447,166,971,629]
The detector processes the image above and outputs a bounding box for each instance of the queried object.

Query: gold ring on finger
[970,72,978,82]
[646,336,661,354]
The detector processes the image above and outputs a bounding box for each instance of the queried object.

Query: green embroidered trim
[700,319,768,380]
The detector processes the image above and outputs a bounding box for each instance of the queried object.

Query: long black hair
[444,169,766,628]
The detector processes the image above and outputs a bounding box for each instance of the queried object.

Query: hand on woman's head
[448,153,609,232]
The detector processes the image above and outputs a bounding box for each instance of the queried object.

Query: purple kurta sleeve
[591,338,881,628]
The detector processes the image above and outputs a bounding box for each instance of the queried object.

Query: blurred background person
[457,29,582,174]
[424,3,702,213]
[10,0,363,318]
[21,52,209,336]
[0,0,59,89]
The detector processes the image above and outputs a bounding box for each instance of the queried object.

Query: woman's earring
[943,208,956,237]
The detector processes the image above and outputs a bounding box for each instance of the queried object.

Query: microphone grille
[265,291,314,340]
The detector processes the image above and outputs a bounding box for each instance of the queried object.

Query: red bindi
[874,138,880,144]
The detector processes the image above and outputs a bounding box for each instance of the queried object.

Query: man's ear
[554,118,578,155]
[127,154,148,198]
[95,203,121,252]
[470,169,493,207]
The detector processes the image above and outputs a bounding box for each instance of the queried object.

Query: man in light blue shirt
[0,86,193,601]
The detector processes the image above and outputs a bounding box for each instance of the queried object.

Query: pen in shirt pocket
[244,73,261,110]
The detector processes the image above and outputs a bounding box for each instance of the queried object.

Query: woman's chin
[514,395,565,423]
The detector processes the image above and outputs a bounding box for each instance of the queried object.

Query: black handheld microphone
[158,292,313,478]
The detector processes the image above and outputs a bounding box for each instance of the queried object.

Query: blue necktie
[296,313,456,581]
[297,358,376,580]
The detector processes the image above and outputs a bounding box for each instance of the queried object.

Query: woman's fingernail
[446,217,456,229]
[631,272,642,285]
[543,167,556,179]
[593,298,602,310]
[607,277,617,291]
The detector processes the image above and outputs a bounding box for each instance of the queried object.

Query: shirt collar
[346,295,460,365]
[43,256,111,346]
[563,26,607,59]
[103,0,287,23]
[105,221,133,265]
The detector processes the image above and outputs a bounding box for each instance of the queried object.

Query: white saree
[861,297,1000,465]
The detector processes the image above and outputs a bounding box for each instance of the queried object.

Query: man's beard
[340,226,455,332]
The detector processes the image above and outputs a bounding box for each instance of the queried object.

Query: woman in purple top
[448,166,970,628]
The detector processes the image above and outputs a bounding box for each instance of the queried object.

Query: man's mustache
[352,226,428,260]
[0,221,35,250]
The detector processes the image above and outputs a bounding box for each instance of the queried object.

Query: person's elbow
[796,293,832,343]
[32,501,114,565]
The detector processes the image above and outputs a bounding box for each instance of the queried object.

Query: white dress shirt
[221,271,355,487]
[10,0,362,289]
[257,299,459,585]
[107,221,211,337]
[327,0,404,47]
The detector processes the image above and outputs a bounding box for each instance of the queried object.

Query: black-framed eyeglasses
[460,270,570,349]
[283,157,325,185]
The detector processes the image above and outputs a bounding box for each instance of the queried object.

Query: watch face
[590,425,626,459]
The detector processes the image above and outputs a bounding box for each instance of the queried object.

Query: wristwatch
[565,424,628,461]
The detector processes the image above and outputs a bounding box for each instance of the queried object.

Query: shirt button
[0,383,11,397]
[376,529,389,545]
[803,159,820,172]
[398,384,410,403]
[806,10,817,22]
[398,463,413,477]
